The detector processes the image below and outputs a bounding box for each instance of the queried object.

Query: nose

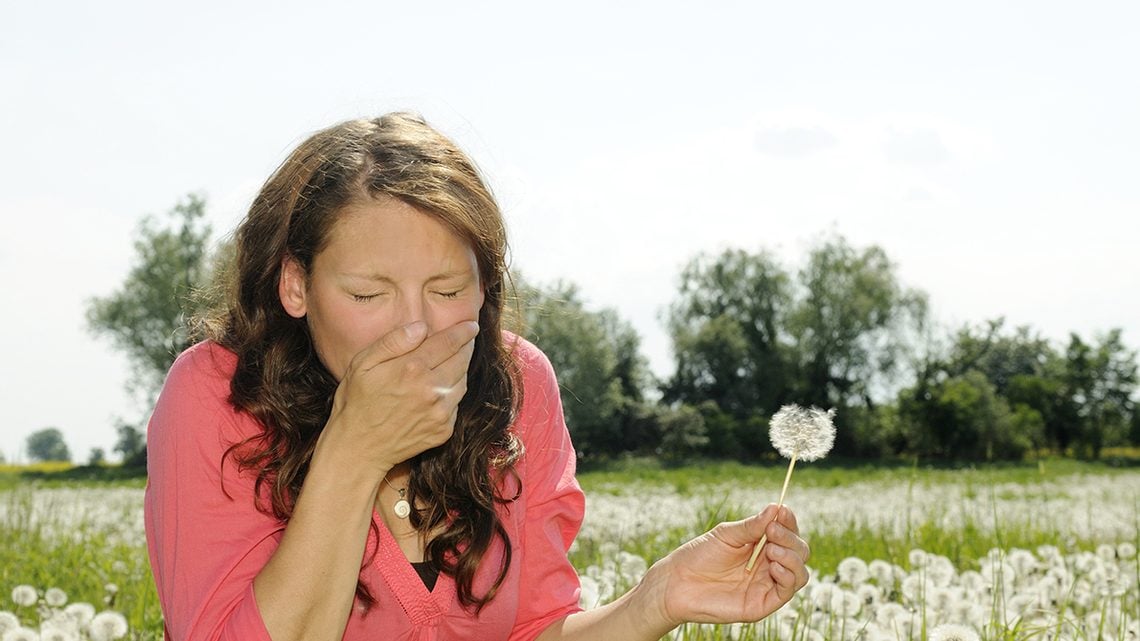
[396,290,427,328]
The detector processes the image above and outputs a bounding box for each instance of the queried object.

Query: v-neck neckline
[367,509,456,625]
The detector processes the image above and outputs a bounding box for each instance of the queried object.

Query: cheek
[310,303,402,376]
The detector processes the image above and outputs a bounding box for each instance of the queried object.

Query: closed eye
[435,290,461,299]
[352,293,381,302]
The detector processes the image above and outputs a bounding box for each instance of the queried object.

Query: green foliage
[515,275,657,459]
[900,370,1034,461]
[25,428,71,463]
[86,194,215,404]
[1063,329,1138,458]
[113,421,146,468]
[664,235,927,459]
[664,248,793,421]
[656,404,709,463]
[901,319,1139,460]
[786,235,928,456]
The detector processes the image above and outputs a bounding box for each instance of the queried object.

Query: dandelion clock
[746,404,835,571]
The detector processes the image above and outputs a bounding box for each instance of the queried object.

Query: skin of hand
[537,504,810,641]
[653,504,810,626]
[320,318,480,475]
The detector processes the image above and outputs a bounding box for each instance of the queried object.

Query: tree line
[34,195,1134,466]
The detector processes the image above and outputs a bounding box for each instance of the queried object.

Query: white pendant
[394,498,411,519]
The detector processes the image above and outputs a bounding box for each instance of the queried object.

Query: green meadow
[2,457,1137,640]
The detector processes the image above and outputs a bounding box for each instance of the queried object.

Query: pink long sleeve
[506,336,586,641]
[144,342,276,641]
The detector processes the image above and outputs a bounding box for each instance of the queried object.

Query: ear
[278,256,308,319]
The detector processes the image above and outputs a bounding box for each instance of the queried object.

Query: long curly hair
[201,112,522,612]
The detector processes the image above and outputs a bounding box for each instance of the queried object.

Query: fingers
[761,506,811,594]
[352,321,429,372]
[716,503,785,547]
[764,508,809,564]
[355,319,478,373]
[397,320,480,372]
[767,544,811,600]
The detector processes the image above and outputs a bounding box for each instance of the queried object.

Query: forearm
[252,435,382,641]
[535,561,677,641]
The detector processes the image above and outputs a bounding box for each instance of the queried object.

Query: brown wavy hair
[202,112,522,612]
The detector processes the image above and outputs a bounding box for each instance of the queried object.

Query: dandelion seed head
[0,613,21,636]
[768,404,836,462]
[869,559,895,585]
[856,584,880,607]
[9,587,37,609]
[928,555,957,587]
[86,611,128,641]
[2,626,39,641]
[43,589,66,609]
[61,604,94,628]
[837,557,870,586]
[39,625,77,641]
[1117,542,1136,559]
[928,623,980,641]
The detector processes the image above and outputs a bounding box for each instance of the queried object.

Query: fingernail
[404,321,428,341]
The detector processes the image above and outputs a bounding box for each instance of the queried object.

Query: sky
[1,1,1138,462]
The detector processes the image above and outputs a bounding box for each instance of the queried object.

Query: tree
[1063,330,1138,459]
[87,448,106,465]
[114,420,147,467]
[663,248,794,422]
[938,318,1067,453]
[87,194,215,403]
[898,371,1033,461]
[26,428,71,463]
[786,235,928,455]
[515,275,656,459]
[664,236,927,458]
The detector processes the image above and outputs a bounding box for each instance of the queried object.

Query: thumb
[355,321,429,371]
[715,504,782,548]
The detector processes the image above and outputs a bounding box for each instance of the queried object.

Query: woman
[144,112,810,641]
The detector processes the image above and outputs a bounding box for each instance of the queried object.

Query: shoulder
[158,341,238,403]
[148,341,246,445]
[501,331,566,443]
[502,330,558,390]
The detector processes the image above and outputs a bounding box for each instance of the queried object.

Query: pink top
[144,336,585,641]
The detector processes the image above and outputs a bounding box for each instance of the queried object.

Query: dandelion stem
[745,453,798,572]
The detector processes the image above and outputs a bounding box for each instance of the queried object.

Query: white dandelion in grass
[928,622,980,641]
[61,604,94,628]
[43,589,67,609]
[9,586,37,609]
[2,626,40,641]
[40,624,78,641]
[0,612,21,636]
[745,404,836,571]
[86,611,128,641]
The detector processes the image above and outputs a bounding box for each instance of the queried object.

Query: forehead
[318,198,477,274]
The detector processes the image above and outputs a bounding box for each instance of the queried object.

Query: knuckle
[402,359,427,378]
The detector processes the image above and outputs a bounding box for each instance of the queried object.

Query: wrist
[310,422,388,496]
[627,557,682,636]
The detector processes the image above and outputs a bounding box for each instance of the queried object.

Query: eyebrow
[341,270,473,284]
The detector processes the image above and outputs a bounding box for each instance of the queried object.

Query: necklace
[382,473,412,519]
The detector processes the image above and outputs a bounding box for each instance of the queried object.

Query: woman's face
[279,197,485,381]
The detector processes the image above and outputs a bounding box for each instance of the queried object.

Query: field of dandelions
[2,459,1138,641]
